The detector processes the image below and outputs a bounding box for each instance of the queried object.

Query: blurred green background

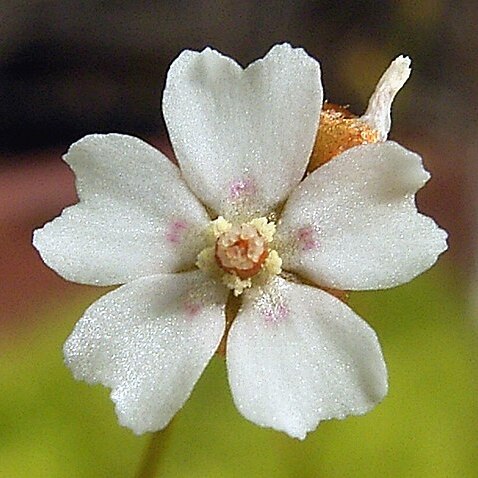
[1,1,477,477]
[1,267,477,477]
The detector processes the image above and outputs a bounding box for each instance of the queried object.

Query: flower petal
[33,134,210,286]
[361,56,411,140]
[276,141,448,290]
[163,43,322,219]
[64,271,227,434]
[227,277,387,439]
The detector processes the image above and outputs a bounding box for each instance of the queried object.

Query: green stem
[135,421,174,478]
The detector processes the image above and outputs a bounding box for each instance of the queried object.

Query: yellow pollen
[308,102,380,172]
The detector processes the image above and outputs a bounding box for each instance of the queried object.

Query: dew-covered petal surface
[33,134,210,286]
[64,271,227,434]
[276,141,448,290]
[163,43,322,219]
[227,277,387,439]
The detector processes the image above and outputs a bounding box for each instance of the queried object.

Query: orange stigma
[215,223,269,279]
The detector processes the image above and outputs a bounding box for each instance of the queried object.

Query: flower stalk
[135,421,174,478]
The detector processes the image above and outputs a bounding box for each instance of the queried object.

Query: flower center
[196,216,282,296]
[215,223,269,279]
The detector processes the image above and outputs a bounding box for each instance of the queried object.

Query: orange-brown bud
[308,103,379,172]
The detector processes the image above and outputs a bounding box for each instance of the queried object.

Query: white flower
[33,44,447,439]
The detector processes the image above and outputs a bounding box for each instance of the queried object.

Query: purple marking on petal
[263,302,289,324]
[229,178,256,200]
[166,219,189,244]
[296,226,319,251]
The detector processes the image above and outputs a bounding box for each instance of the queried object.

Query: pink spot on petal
[297,227,318,251]
[229,178,256,200]
[166,220,189,245]
[184,300,202,319]
[263,303,289,324]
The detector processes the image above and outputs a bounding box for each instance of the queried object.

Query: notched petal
[227,277,387,439]
[277,141,448,290]
[163,43,323,219]
[33,134,210,286]
[64,271,227,434]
